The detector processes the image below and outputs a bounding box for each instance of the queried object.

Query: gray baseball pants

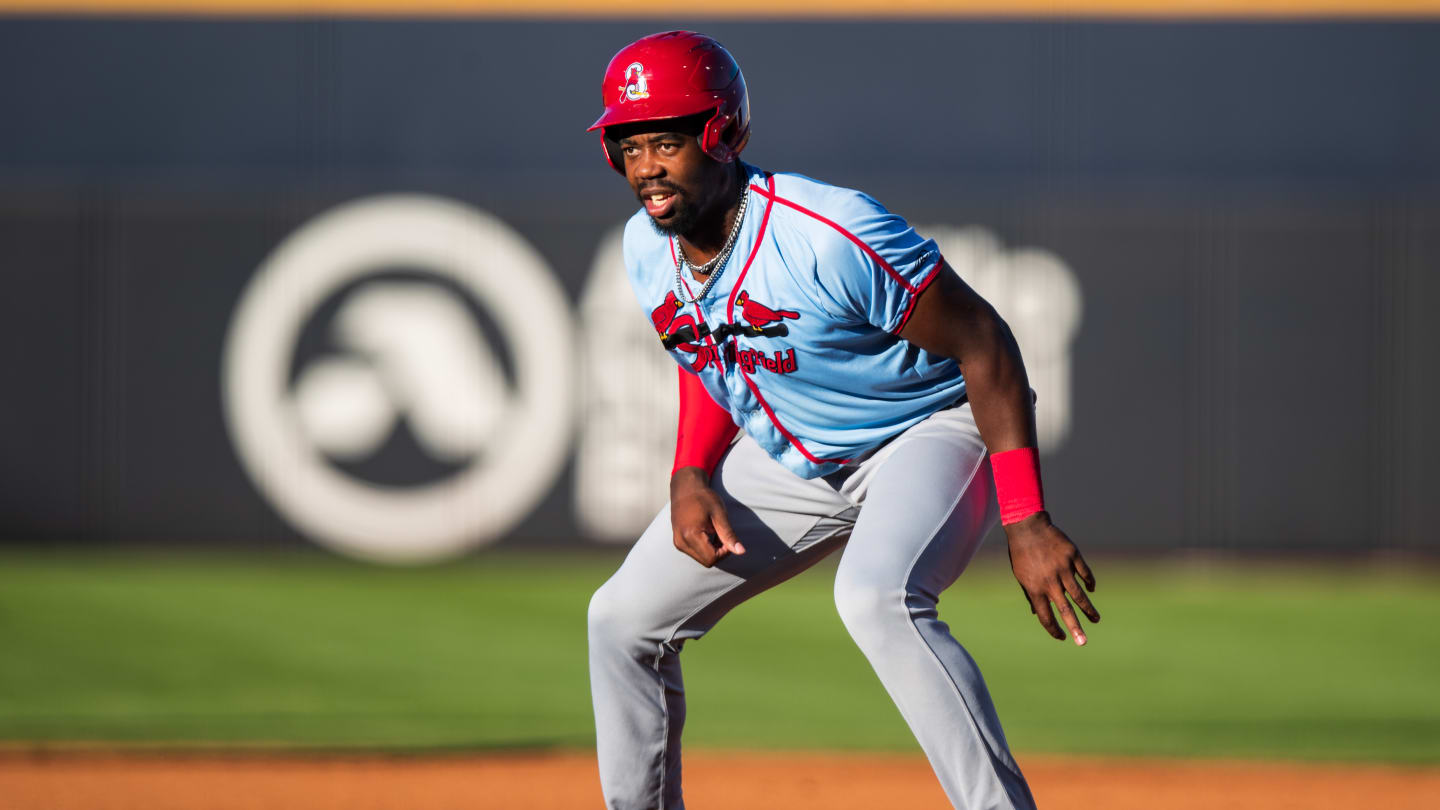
[587,402,1037,810]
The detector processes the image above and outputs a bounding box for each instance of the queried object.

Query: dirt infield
[2,750,1438,809]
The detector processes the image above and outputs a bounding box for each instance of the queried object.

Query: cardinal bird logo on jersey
[650,291,686,336]
[651,291,718,372]
[735,291,801,329]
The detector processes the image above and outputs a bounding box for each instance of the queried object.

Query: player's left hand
[1004,512,1099,646]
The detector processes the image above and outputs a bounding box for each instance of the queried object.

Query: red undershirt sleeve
[672,367,740,477]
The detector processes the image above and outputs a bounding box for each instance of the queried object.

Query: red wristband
[672,368,739,477]
[991,447,1045,525]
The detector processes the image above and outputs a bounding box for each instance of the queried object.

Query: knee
[834,572,906,649]
[587,578,649,653]
[835,566,946,648]
[587,579,625,646]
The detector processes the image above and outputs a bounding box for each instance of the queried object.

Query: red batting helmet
[587,31,750,174]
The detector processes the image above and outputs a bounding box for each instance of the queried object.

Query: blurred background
[1,0,1438,780]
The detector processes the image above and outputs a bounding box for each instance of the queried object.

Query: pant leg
[588,435,857,810]
[833,404,1036,810]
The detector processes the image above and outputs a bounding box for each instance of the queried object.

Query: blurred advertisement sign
[222,195,575,562]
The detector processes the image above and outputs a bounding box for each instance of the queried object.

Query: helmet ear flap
[702,111,747,164]
[602,134,625,174]
[726,120,751,158]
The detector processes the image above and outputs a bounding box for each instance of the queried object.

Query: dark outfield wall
[1,19,1436,558]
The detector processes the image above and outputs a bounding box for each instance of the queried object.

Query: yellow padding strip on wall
[2,0,1440,18]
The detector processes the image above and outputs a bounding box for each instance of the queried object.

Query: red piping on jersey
[891,253,945,336]
[750,182,916,294]
[726,173,776,323]
[738,368,852,467]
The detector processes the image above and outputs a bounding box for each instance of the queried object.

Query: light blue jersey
[624,163,966,479]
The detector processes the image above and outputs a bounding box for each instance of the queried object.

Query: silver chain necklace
[673,181,749,304]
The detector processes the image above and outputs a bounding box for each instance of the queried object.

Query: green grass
[1,549,1437,763]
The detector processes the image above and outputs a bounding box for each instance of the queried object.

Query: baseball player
[585,31,1099,810]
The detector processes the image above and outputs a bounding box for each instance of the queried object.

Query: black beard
[646,194,702,237]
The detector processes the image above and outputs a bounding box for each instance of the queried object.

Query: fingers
[670,487,744,567]
[1028,592,1065,640]
[671,514,744,568]
[673,528,718,567]
[1026,579,1096,645]
[1075,555,1096,591]
[1050,588,1087,646]
[1010,524,1098,645]
[709,506,745,556]
[1062,571,1101,623]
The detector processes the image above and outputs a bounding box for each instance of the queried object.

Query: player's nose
[629,151,663,179]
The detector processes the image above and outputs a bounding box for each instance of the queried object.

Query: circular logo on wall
[222,194,575,563]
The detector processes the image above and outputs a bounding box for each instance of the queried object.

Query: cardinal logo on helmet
[622,62,650,102]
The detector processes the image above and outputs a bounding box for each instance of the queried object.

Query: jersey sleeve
[810,192,944,334]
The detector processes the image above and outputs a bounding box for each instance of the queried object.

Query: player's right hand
[669,467,745,567]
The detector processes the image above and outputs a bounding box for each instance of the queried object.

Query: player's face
[617,128,731,237]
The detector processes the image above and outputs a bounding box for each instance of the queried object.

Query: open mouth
[641,190,677,219]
